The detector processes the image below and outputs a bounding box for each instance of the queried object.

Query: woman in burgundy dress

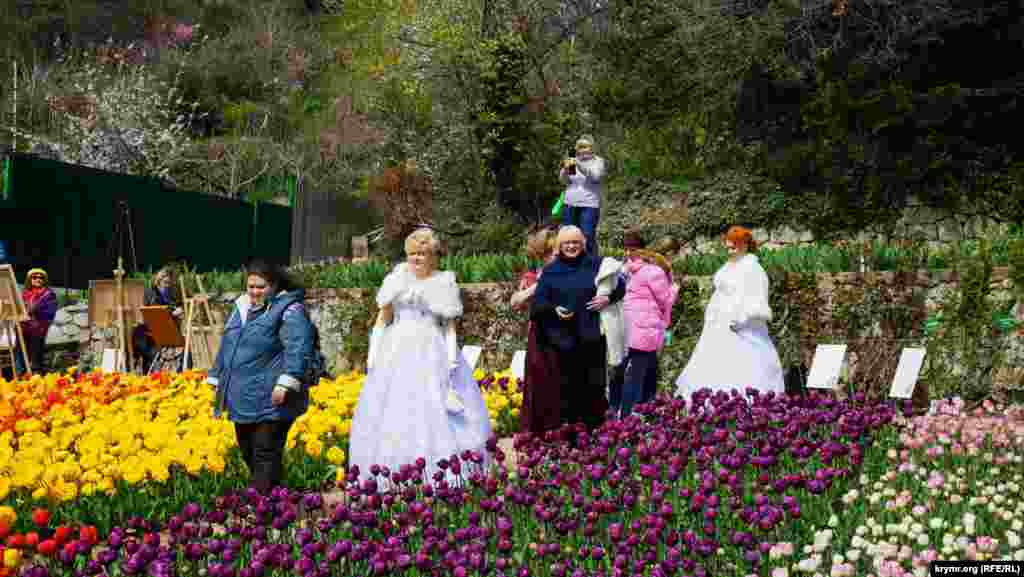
[511,226,562,436]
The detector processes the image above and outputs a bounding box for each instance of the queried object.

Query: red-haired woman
[675,226,783,403]
[511,225,562,435]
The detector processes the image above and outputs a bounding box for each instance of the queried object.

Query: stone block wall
[61,267,1023,401]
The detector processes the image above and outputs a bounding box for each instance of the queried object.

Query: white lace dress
[348,263,491,485]
[674,254,784,401]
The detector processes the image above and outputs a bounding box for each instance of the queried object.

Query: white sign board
[806,344,847,390]
[461,345,483,371]
[509,350,526,381]
[889,347,926,399]
[101,348,124,373]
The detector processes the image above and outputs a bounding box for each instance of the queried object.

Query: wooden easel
[0,264,32,376]
[182,274,222,371]
[88,259,145,373]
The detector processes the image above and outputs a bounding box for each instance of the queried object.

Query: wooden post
[112,257,135,372]
[180,276,193,369]
[13,317,31,374]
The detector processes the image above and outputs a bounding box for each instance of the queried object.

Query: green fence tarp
[1,156,10,201]
[0,154,291,288]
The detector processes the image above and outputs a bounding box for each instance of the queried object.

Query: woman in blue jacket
[206,259,315,492]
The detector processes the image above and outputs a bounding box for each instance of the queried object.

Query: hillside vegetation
[2,0,1022,257]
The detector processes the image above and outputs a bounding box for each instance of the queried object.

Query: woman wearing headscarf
[674,226,784,403]
[17,268,58,374]
[530,226,625,435]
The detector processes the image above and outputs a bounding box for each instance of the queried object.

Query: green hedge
[132,237,1022,291]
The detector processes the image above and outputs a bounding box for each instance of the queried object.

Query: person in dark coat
[511,225,561,436]
[206,259,315,492]
[16,268,58,375]
[530,226,625,436]
[133,266,183,372]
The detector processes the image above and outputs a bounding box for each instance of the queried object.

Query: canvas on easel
[88,280,145,328]
[181,274,223,371]
[0,264,32,375]
[140,305,185,373]
[88,262,146,373]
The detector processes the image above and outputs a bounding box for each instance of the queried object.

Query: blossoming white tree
[12,48,201,185]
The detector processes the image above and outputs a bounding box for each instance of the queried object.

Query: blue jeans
[561,205,600,257]
[621,349,659,416]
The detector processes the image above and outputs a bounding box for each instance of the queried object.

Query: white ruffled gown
[348,264,492,486]
[675,254,784,402]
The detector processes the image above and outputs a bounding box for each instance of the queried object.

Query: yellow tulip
[2,368,526,502]
[0,505,16,526]
[325,445,346,465]
[305,439,324,457]
[3,547,22,569]
[207,456,226,474]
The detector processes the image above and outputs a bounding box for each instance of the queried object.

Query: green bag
[664,329,673,346]
[551,191,565,217]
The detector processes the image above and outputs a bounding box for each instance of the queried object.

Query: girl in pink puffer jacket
[618,232,679,417]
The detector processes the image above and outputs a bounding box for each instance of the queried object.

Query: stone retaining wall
[54,267,1023,402]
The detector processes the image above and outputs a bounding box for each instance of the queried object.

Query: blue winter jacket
[207,289,314,423]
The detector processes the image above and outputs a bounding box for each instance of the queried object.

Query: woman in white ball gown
[348,228,491,485]
[675,226,784,402]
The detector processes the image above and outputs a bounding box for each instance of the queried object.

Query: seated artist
[133,266,184,372]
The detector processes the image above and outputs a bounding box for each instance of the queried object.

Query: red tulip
[0,523,9,540]
[37,538,58,556]
[31,508,51,527]
[54,526,72,544]
[79,525,98,545]
[24,532,39,548]
[6,533,24,548]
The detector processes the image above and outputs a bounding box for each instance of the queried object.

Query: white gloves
[444,322,464,414]
[446,388,466,415]
[367,326,383,370]
[446,323,458,370]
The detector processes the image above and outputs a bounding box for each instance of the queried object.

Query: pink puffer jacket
[623,258,678,352]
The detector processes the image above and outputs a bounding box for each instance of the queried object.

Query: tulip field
[1,370,1023,576]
